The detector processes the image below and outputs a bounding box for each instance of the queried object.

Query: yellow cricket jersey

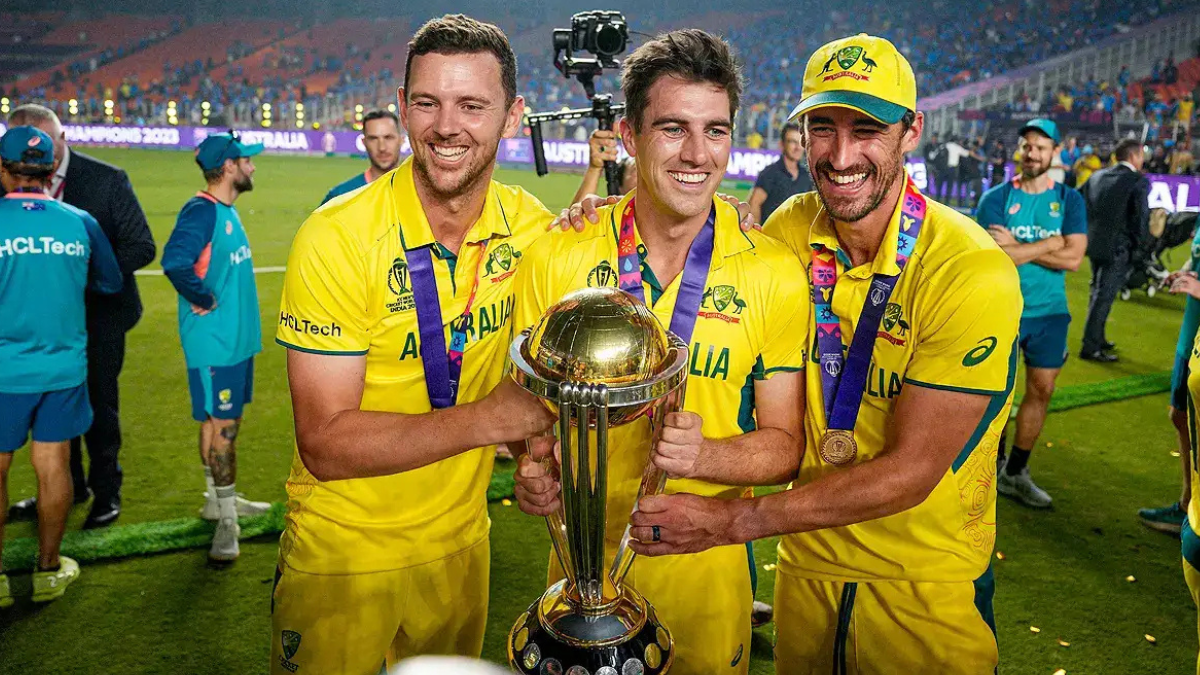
[275,158,552,574]
[1187,338,1200,529]
[513,192,810,548]
[763,189,1022,583]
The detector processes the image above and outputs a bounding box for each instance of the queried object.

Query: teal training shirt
[1177,227,1200,357]
[976,181,1088,318]
[162,192,262,368]
[321,171,370,206]
[0,190,123,393]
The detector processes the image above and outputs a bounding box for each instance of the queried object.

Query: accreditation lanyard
[407,239,489,409]
[812,179,926,431]
[615,197,715,345]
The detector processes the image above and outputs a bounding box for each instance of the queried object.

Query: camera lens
[594,24,626,56]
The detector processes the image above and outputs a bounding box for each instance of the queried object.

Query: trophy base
[508,580,674,674]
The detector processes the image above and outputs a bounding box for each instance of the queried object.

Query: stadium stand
[0,0,1198,140]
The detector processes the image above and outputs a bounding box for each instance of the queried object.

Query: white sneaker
[199,493,272,521]
[209,518,241,562]
[997,465,1053,509]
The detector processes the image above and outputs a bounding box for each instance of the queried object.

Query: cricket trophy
[507,287,689,675]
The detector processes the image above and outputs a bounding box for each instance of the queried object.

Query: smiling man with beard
[510,29,810,674]
[976,119,1087,511]
[163,131,271,564]
[271,15,557,675]
[613,34,1022,674]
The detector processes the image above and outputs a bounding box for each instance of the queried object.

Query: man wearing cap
[162,131,270,563]
[976,119,1087,510]
[624,34,1021,674]
[5,103,156,530]
[0,126,122,606]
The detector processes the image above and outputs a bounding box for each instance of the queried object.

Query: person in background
[1147,144,1170,174]
[976,118,1088,510]
[161,132,270,563]
[1060,136,1081,186]
[749,121,812,225]
[1073,144,1103,186]
[4,104,156,531]
[321,109,404,205]
[1078,138,1150,362]
[923,131,948,203]
[943,135,969,205]
[988,137,1008,187]
[1139,223,1200,535]
[0,126,122,607]
[570,128,636,204]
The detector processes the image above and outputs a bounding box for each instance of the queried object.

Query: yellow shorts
[773,566,997,675]
[549,543,753,675]
[270,537,489,675]
[1185,557,1200,675]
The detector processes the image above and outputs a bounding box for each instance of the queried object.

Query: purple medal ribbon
[812,180,926,431]
[407,240,489,410]
[616,198,716,344]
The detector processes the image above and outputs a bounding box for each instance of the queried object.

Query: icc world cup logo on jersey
[386,257,416,313]
[586,260,618,288]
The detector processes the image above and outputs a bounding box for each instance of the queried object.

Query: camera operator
[571,128,636,202]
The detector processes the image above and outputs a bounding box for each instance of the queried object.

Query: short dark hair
[362,109,400,131]
[1114,138,1143,162]
[1,159,53,181]
[404,14,517,107]
[781,121,801,139]
[621,29,742,132]
[202,164,225,184]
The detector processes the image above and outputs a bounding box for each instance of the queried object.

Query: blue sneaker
[1137,502,1186,535]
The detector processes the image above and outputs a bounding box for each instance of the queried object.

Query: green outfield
[0,147,1194,674]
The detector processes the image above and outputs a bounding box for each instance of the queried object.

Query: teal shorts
[1018,314,1070,369]
[0,384,92,452]
[187,358,254,422]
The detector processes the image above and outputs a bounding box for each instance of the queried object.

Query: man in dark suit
[1078,138,1149,362]
[5,104,156,528]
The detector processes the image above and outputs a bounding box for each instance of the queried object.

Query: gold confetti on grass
[1053,669,1067,675]
[763,563,777,571]
[1030,626,1041,633]
[1057,638,1070,647]
[1172,451,1182,458]
[501,499,512,507]
[1126,575,1136,582]
[1145,634,1157,644]
[996,551,1006,560]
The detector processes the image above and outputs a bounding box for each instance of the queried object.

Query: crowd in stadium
[1,0,1198,139]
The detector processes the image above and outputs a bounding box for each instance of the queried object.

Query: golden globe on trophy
[506,287,689,675]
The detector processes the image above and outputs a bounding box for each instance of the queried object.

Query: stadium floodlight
[262,119,271,128]
[312,122,320,130]
[168,100,176,108]
[104,99,113,108]
[202,101,210,110]
[263,103,271,111]
[354,104,363,113]
[387,103,397,113]
[296,103,304,111]
[68,99,77,106]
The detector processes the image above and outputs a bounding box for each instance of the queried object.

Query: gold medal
[819,429,858,465]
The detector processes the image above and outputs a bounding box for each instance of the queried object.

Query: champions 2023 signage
[1,121,1191,207]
